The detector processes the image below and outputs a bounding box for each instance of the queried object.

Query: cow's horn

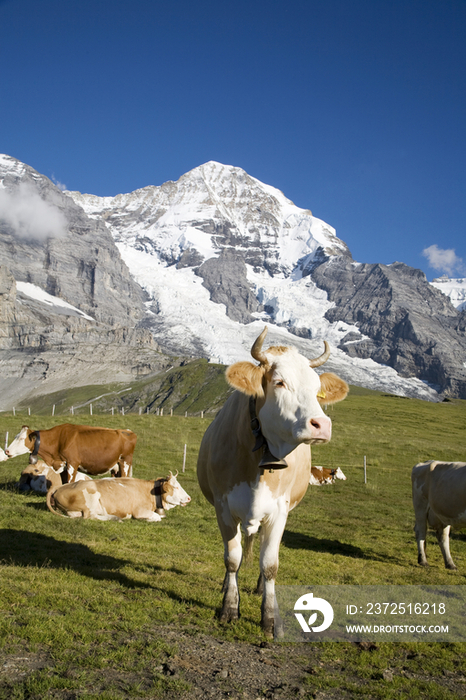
[251,327,269,366]
[309,341,331,368]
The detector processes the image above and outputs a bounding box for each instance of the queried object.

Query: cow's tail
[46,488,67,518]
[243,533,256,565]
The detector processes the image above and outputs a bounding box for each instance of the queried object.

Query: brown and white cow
[47,472,191,521]
[412,460,466,570]
[17,460,92,495]
[197,327,348,637]
[5,424,137,483]
[309,465,347,485]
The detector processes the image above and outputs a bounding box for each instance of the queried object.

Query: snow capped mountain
[2,152,463,404]
[67,162,441,401]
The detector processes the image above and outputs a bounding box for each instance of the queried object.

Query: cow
[5,424,137,483]
[17,460,92,495]
[197,327,348,637]
[0,447,7,462]
[46,472,191,521]
[412,460,466,570]
[309,465,347,485]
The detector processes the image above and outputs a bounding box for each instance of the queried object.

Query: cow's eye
[275,380,286,389]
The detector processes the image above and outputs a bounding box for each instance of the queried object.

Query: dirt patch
[1,631,466,699]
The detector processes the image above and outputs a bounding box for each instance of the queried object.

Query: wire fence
[8,405,209,418]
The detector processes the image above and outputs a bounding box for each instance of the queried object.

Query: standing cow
[197,327,348,637]
[412,460,466,569]
[5,424,137,483]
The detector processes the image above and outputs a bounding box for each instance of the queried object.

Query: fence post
[139,407,142,415]
[52,404,55,416]
[28,407,31,416]
[170,408,173,416]
[90,404,93,416]
[201,411,204,418]
[4,433,8,451]
[71,406,74,415]
[182,444,187,472]
[364,455,367,484]
[13,407,15,417]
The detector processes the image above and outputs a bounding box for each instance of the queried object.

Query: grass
[0,387,466,697]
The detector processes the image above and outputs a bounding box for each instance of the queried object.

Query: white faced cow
[47,472,191,521]
[197,327,348,637]
[412,460,466,570]
[5,424,136,483]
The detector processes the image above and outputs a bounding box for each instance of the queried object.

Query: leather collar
[249,397,288,470]
[154,480,165,514]
[29,431,40,465]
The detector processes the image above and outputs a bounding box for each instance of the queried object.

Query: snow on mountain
[16,281,95,321]
[66,161,439,401]
[430,276,466,311]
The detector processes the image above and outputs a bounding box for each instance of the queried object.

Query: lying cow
[47,471,191,521]
[310,465,347,485]
[5,423,137,483]
[17,461,91,495]
[412,460,466,569]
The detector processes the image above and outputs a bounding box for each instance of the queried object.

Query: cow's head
[0,447,8,462]
[5,426,36,459]
[226,327,348,459]
[159,471,191,511]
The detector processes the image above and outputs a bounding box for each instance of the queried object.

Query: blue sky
[1,0,465,280]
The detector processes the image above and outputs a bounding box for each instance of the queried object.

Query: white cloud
[422,244,465,277]
[51,174,67,191]
[0,183,67,240]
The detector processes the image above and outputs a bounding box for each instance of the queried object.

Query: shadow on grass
[0,529,182,589]
[282,529,398,563]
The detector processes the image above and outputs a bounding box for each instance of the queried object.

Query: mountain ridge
[1,154,466,407]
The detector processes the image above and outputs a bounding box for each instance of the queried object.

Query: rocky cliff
[312,258,466,398]
[0,156,172,410]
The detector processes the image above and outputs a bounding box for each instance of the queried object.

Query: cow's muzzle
[308,416,332,443]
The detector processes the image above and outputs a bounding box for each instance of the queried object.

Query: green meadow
[0,386,465,698]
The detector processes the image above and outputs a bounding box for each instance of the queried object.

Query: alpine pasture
[0,385,465,698]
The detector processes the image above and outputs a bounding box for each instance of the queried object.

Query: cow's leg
[118,459,132,478]
[65,464,78,483]
[436,525,457,570]
[259,508,288,638]
[216,506,242,623]
[414,509,428,566]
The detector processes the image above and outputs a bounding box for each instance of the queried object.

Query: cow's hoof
[219,608,239,623]
[262,618,275,639]
[446,563,458,570]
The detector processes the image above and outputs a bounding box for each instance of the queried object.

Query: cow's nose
[309,416,332,442]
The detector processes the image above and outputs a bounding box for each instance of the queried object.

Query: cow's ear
[226,362,266,397]
[318,373,349,404]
